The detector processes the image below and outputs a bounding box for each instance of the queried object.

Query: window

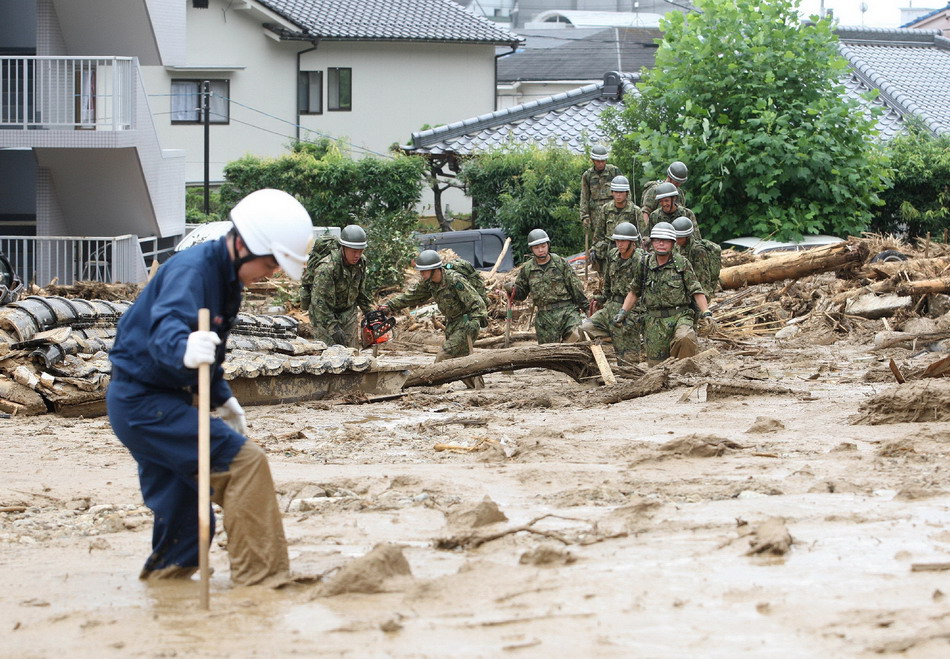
[297,71,322,114]
[328,68,351,111]
[171,79,229,124]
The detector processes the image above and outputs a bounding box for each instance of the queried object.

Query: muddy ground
[2,336,950,658]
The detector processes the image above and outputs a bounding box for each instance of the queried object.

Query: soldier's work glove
[502,281,515,295]
[613,309,629,327]
[377,304,390,314]
[478,316,488,329]
[216,396,247,436]
[183,331,220,369]
[588,299,601,316]
[697,311,716,337]
[300,290,311,310]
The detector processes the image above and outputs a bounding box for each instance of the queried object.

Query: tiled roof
[900,3,950,28]
[405,72,638,156]
[497,27,661,82]
[837,26,950,138]
[257,0,521,45]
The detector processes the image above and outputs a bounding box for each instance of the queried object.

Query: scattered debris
[744,518,794,556]
[314,543,412,597]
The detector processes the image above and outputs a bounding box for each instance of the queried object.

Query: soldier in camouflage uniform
[505,229,587,344]
[300,225,373,348]
[614,222,714,365]
[383,250,487,389]
[644,182,701,241]
[577,222,645,362]
[580,145,622,273]
[673,216,722,303]
[640,161,689,228]
[591,175,640,274]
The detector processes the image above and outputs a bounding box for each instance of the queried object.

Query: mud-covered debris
[744,517,793,556]
[315,543,412,597]
[745,416,785,434]
[519,543,575,567]
[447,496,508,529]
[854,380,950,425]
[660,434,745,457]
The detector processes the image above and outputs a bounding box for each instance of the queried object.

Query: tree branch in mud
[403,344,599,388]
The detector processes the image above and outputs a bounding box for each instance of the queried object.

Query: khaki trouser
[141,441,290,587]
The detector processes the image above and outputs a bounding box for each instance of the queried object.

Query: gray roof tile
[258,0,520,45]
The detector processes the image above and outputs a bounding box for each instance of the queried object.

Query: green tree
[602,0,887,243]
[872,126,950,239]
[458,145,587,261]
[218,141,426,293]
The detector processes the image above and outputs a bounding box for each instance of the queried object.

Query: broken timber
[403,344,599,388]
[719,240,868,290]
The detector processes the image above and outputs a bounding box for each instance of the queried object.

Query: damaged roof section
[406,71,638,157]
[257,0,521,45]
[838,26,950,138]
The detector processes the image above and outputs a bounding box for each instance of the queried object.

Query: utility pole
[202,80,211,215]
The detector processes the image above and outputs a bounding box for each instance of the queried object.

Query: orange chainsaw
[361,309,396,349]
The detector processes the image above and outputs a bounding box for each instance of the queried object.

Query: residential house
[900,3,950,37]
[497,27,660,108]
[141,0,521,190]
[838,26,950,139]
[0,0,186,285]
[455,0,677,29]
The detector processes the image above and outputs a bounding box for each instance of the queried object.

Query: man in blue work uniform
[107,189,313,586]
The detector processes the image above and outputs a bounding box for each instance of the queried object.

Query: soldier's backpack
[444,258,490,307]
[301,234,340,288]
[694,237,722,293]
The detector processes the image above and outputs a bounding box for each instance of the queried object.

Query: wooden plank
[589,344,616,386]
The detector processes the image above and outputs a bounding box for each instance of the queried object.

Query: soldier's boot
[435,350,483,390]
[670,325,699,360]
[563,328,584,343]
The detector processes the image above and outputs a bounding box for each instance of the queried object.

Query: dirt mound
[519,544,575,567]
[315,543,412,597]
[854,381,950,425]
[446,497,508,529]
[745,416,785,433]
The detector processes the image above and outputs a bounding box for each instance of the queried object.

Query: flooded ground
[2,337,950,657]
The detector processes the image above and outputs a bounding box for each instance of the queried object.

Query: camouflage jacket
[640,179,686,215]
[387,269,486,322]
[580,164,622,221]
[676,237,722,298]
[597,200,642,245]
[513,253,587,309]
[628,252,704,311]
[597,247,646,304]
[304,251,372,314]
[645,205,701,240]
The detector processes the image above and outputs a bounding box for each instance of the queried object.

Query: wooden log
[473,331,536,348]
[857,255,950,280]
[583,368,668,406]
[404,344,598,388]
[830,279,895,304]
[873,330,950,351]
[896,278,950,296]
[719,240,868,290]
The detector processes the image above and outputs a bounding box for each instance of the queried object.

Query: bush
[185,187,224,223]
[602,0,888,243]
[218,141,426,293]
[459,146,588,261]
[872,127,950,238]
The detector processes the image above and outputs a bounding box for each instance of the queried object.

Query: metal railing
[0,56,134,130]
[0,235,147,285]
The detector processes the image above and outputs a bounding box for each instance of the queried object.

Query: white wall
[497,80,597,109]
[142,0,499,187]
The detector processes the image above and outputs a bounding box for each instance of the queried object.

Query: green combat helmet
[654,182,679,200]
[415,250,443,270]
[650,222,677,254]
[611,221,640,241]
[339,225,368,249]
[667,161,688,183]
[527,229,551,246]
[672,217,694,238]
[610,175,630,192]
[590,145,609,161]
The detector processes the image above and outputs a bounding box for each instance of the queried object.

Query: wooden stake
[888,358,906,384]
[486,237,511,279]
[583,331,616,386]
[197,308,211,610]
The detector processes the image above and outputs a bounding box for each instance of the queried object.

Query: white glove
[217,397,247,436]
[183,331,221,369]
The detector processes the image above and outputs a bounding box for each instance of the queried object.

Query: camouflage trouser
[581,300,643,361]
[535,304,583,344]
[309,303,360,348]
[644,308,699,365]
[438,315,483,389]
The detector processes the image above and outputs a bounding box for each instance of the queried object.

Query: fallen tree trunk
[858,255,950,280]
[830,279,896,304]
[473,331,536,348]
[896,278,950,296]
[404,344,598,387]
[872,330,950,351]
[719,240,868,290]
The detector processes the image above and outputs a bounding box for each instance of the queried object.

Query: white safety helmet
[610,175,630,192]
[230,189,314,281]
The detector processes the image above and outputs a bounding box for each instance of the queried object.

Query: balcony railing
[0,56,134,131]
[0,234,148,285]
